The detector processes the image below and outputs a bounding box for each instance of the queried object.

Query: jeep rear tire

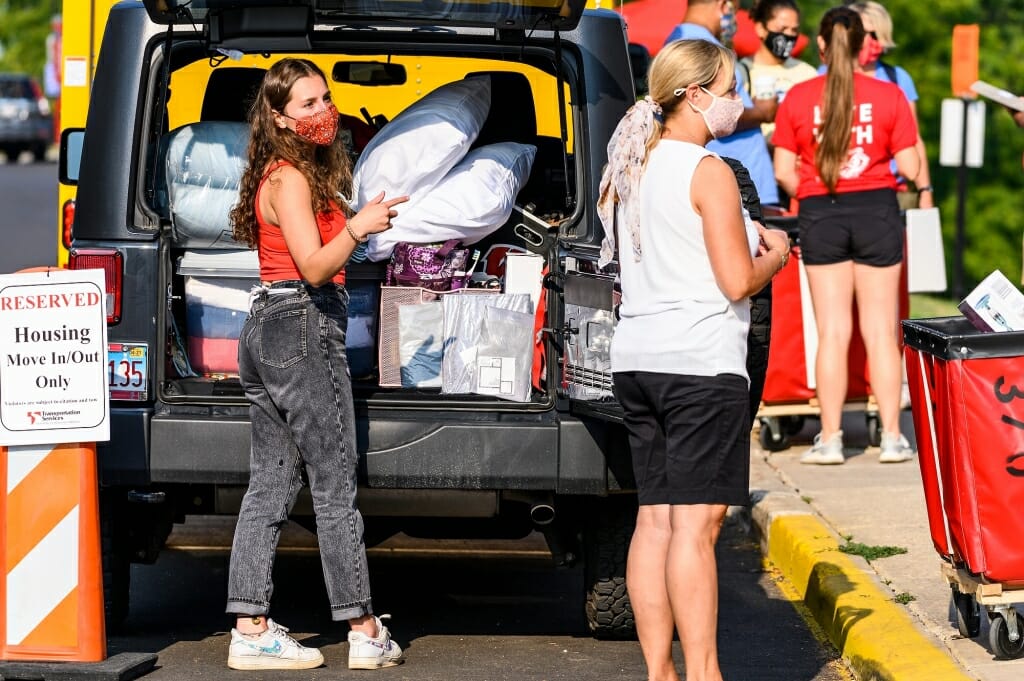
[100,491,131,629]
[583,495,637,639]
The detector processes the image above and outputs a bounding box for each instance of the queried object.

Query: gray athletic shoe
[800,431,845,465]
[879,432,915,463]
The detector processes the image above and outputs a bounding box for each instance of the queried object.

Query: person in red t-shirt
[772,7,919,466]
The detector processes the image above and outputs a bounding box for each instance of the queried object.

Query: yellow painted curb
[767,514,972,681]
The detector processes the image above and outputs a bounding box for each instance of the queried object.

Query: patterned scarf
[597,96,663,269]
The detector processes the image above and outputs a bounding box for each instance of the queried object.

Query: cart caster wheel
[952,587,980,638]
[866,413,881,447]
[758,418,790,452]
[988,612,1024,659]
[781,415,805,436]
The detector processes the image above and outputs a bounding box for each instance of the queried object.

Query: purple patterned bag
[386,240,472,292]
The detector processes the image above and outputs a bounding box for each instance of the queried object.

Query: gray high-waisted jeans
[226,281,372,622]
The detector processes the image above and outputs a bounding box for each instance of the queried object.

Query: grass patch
[894,592,916,605]
[909,293,960,319]
[838,541,908,562]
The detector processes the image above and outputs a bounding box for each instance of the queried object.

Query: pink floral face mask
[283,103,339,146]
[682,86,744,139]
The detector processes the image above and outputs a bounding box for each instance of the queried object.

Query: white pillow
[366,141,537,261]
[352,75,491,211]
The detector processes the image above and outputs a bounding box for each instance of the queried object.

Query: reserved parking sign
[0,269,109,446]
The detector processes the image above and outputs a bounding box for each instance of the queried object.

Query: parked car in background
[0,73,53,162]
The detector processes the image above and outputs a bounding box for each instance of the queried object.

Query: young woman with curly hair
[225,57,406,672]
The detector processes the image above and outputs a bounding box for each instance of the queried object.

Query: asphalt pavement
[97,516,849,680]
[750,406,1024,681]
[0,157,58,273]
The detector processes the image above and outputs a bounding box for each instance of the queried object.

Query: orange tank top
[255,160,346,285]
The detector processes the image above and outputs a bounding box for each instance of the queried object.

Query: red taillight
[61,199,75,249]
[69,248,123,325]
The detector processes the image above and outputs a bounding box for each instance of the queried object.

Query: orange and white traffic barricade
[0,267,155,676]
[1,443,104,661]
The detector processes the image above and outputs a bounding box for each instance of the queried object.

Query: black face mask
[764,31,797,60]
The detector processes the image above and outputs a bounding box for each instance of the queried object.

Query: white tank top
[610,140,759,382]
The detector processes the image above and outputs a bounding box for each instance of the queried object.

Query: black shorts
[613,371,750,507]
[798,188,904,267]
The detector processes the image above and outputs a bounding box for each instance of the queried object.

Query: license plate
[108,342,148,401]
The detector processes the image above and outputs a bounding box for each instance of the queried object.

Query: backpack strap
[879,60,899,86]
[738,57,754,98]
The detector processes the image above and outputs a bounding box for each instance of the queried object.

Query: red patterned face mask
[858,35,884,67]
[283,104,339,146]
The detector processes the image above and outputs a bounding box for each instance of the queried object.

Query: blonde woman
[849,0,933,208]
[599,39,789,681]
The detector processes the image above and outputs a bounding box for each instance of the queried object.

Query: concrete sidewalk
[748,408,1024,681]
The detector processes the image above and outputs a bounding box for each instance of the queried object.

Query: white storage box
[178,249,260,376]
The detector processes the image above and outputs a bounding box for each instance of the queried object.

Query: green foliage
[0,1,59,81]
[838,540,908,562]
[909,293,959,318]
[740,0,1024,294]
[894,592,916,605]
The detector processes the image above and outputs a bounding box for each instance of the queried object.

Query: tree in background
[739,0,1024,292]
[0,0,60,80]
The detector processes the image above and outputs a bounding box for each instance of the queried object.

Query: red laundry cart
[903,316,1024,659]
[756,222,909,451]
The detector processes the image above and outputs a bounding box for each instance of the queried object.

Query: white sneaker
[227,618,324,671]
[800,431,845,465]
[900,381,913,409]
[348,615,404,670]
[879,432,915,463]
